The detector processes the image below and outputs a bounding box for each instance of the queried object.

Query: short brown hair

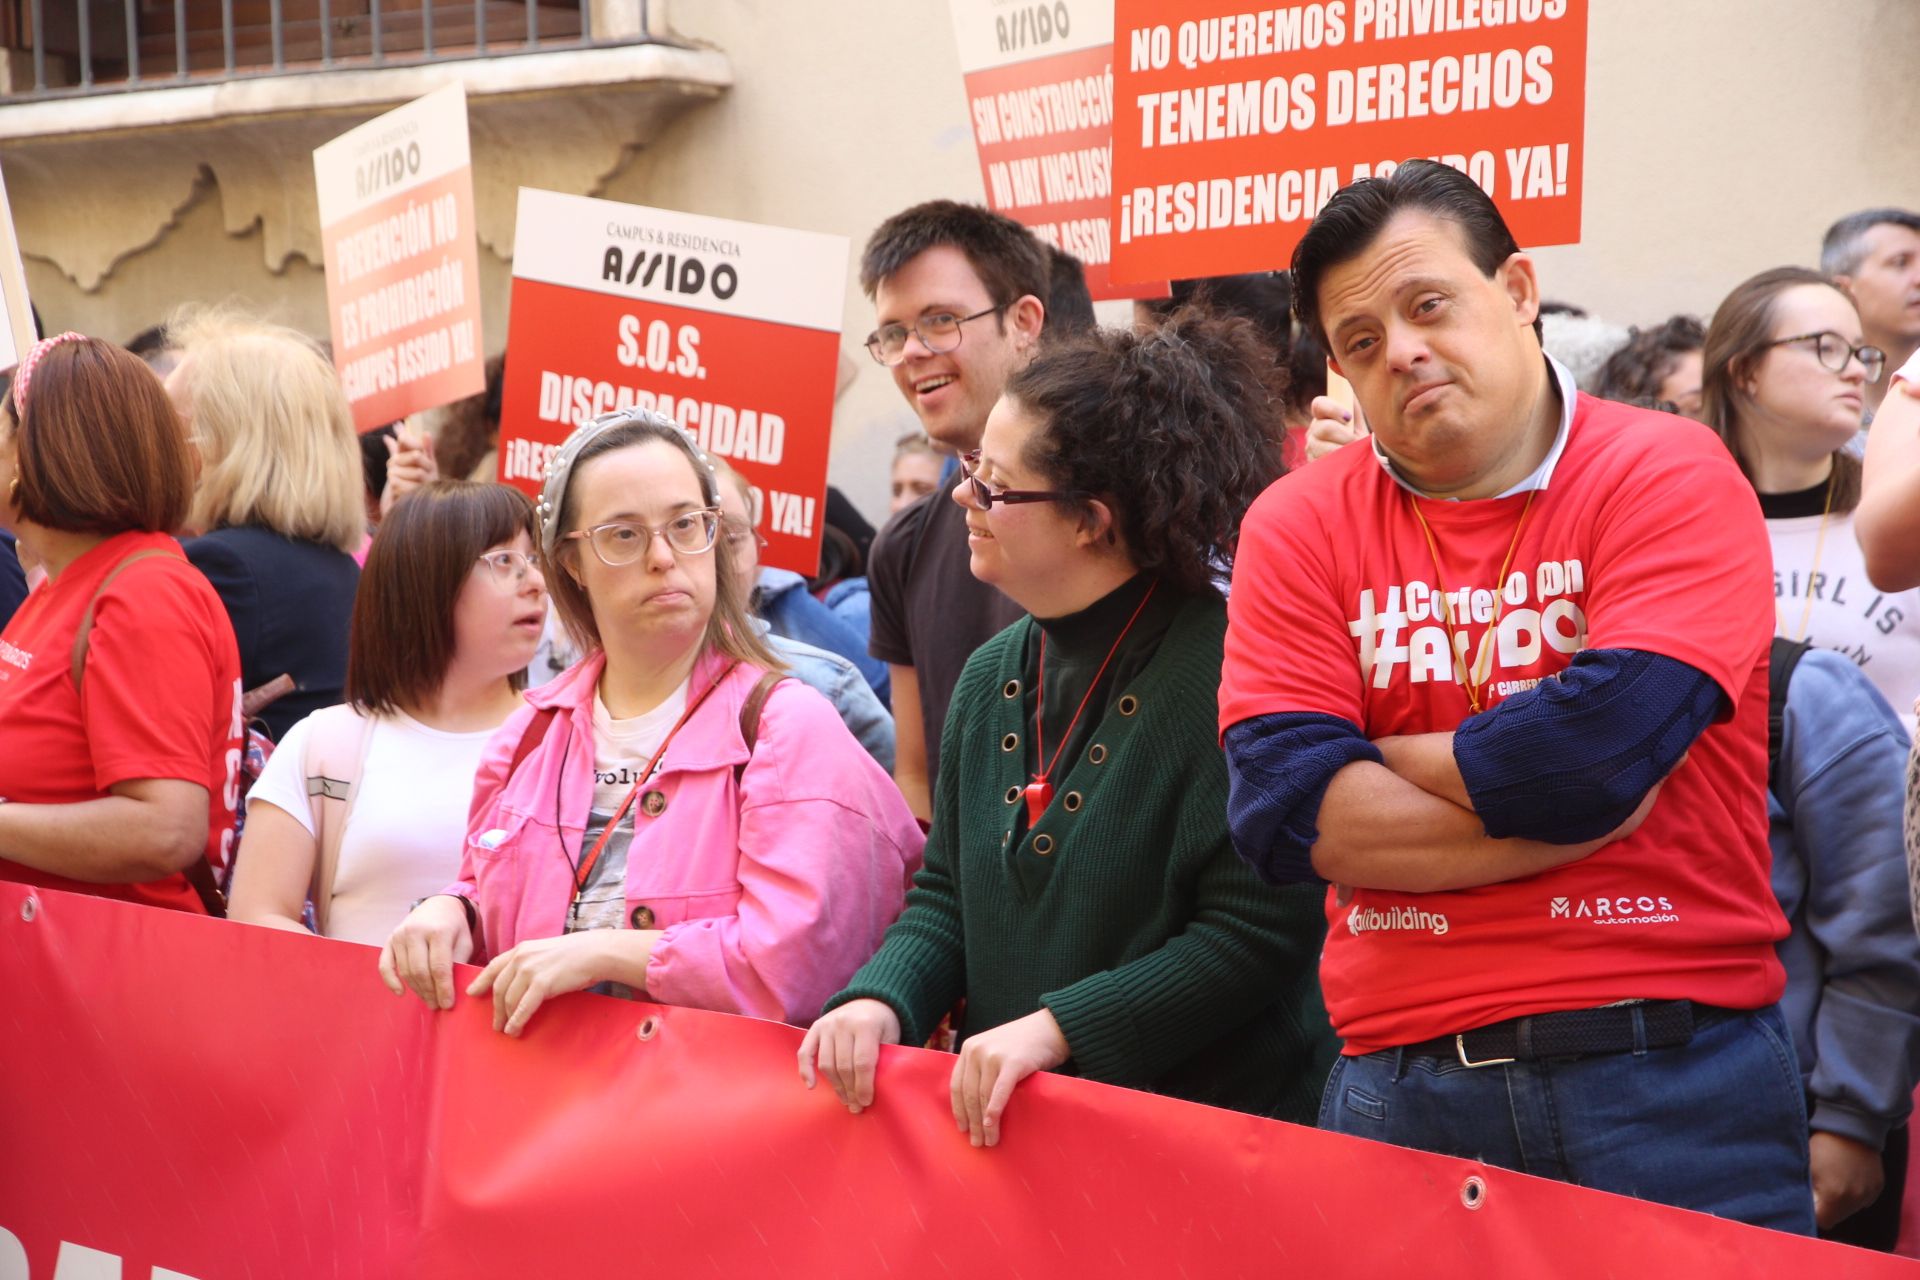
[7,337,192,535]
[346,481,537,715]
[859,200,1049,312]
[1702,267,1862,513]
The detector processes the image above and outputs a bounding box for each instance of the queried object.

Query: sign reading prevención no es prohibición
[315,83,486,431]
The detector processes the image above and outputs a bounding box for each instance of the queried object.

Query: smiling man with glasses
[858,201,1049,818]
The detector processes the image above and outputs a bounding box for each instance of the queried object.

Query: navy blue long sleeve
[1224,713,1381,886]
[1225,649,1725,883]
[1454,649,1723,844]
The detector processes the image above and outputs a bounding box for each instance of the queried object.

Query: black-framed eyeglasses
[865,304,1009,366]
[957,450,1089,511]
[1763,331,1887,383]
[560,509,720,566]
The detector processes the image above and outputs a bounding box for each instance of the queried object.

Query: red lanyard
[569,661,737,905]
[1024,582,1157,825]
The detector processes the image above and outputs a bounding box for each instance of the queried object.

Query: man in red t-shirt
[1221,162,1812,1233]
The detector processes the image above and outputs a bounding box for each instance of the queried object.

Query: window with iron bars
[0,1,619,99]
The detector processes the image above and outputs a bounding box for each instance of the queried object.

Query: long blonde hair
[169,308,366,552]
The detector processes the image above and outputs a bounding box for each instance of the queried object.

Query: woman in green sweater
[799,310,1336,1146]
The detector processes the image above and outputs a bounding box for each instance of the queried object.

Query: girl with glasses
[380,412,922,1035]
[1704,267,1920,731]
[230,482,546,944]
[799,312,1337,1145]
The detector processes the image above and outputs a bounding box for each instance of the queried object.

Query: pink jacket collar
[526,646,759,776]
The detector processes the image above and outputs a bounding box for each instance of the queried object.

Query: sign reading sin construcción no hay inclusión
[315,83,486,432]
[1108,0,1588,284]
[499,190,849,577]
[949,0,1163,301]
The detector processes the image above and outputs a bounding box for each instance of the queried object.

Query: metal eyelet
[1117,695,1139,717]
[1005,785,1022,805]
[1003,679,1021,699]
[1088,744,1107,765]
[1033,834,1054,855]
[1062,791,1082,812]
[1001,733,1019,752]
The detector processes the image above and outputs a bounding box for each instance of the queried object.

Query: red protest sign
[499,190,848,577]
[315,83,486,431]
[951,0,1166,301]
[1,882,1910,1280]
[1109,0,1588,285]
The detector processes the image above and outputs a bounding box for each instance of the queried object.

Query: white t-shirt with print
[247,709,500,946]
[1769,511,1920,733]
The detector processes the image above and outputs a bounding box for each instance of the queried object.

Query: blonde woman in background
[166,310,365,740]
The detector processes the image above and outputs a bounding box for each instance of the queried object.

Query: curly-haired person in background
[800,311,1337,1146]
[1594,315,1708,421]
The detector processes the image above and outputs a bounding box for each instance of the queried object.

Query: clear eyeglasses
[475,549,540,585]
[560,509,721,566]
[865,303,1009,367]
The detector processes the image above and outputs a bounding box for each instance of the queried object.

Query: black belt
[1399,1000,1708,1067]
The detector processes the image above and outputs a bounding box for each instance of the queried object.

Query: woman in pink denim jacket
[379,411,923,1033]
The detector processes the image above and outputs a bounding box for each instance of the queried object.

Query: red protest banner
[498,190,847,577]
[0,882,1909,1280]
[1109,0,1588,284]
[950,0,1165,301]
[315,83,487,432]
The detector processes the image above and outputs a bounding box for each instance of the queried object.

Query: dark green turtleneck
[827,582,1336,1124]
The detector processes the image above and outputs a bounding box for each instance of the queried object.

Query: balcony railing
[3,1,649,100]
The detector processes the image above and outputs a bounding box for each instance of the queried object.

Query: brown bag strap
[69,548,179,692]
[64,546,227,917]
[734,671,785,782]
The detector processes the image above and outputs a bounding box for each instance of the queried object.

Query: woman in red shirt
[0,334,243,913]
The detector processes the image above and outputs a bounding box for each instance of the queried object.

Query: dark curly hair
[1594,315,1705,407]
[1005,309,1285,596]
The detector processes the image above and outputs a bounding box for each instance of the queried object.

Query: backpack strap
[735,670,786,783]
[1767,637,1812,798]
[69,548,179,692]
[302,705,378,936]
[507,706,560,777]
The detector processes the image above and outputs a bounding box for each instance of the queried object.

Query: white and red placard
[0,163,35,370]
[315,83,486,431]
[499,189,849,576]
[950,0,1164,300]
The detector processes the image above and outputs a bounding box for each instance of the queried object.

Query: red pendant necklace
[1025,582,1158,825]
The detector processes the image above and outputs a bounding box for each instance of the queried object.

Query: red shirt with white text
[1221,396,1786,1054]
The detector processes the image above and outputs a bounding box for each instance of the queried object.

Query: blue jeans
[1319,1004,1815,1234]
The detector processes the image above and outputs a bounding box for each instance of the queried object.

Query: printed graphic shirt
[1765,504,1920,734]
[0,533,243,914]
[1222,391,1787,1053]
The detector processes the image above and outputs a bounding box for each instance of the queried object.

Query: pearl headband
[536,408,721,558]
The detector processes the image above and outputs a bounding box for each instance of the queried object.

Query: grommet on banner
[1461,1175,1488,1210]
[19,895,37,922]
[636,1015,660,1042]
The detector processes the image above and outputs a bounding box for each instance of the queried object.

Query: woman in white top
[228,481,547,944]
[1704,266,1920,733]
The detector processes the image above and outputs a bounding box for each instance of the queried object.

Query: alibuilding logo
[1549,894,1679,926]
[1347,904,1450,937]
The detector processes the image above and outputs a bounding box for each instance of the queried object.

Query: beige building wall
[6,0,1920,525]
